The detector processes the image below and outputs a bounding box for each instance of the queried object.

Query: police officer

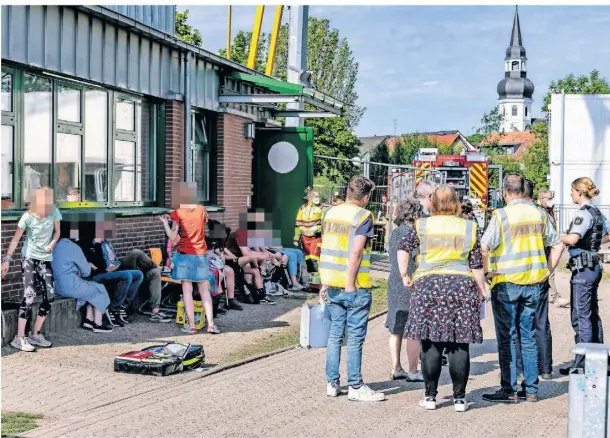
[481,174,563,403]
[320,175,385,402]
[559,177,609,375]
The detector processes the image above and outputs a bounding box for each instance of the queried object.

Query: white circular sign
[268,141,299,174]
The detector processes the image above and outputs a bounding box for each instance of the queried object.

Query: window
[1,68,15,208]
[113,96,156,204]
[512,105,518,116]
[525,107,529,117]
[24,73,53,204]
[2,67,159,210]
[190,111,213,202]
[511,61,519,71]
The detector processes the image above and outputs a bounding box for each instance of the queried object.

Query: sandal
[207,325,221,334]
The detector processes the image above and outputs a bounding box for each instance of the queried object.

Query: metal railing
[555,204,610,233]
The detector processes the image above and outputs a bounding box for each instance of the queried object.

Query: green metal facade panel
[228,72,304,96]
[253,127,313,246]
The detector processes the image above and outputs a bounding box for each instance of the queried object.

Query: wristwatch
[2,256,13,263]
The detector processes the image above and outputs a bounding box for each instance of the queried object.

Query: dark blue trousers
[515,280,553,375]
[570,264,604,369]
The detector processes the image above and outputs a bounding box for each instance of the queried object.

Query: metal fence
[314,154,443,253]
[555,204,610,233]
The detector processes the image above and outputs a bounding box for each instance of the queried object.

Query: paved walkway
[3,270,607,437]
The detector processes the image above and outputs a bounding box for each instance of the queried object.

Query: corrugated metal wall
[102,5,175,36]
[1,5,220,111]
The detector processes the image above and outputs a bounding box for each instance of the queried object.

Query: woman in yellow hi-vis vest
[401,185,486,412]
[294,188,325,290]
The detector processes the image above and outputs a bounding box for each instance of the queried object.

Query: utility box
[567,343,610,438]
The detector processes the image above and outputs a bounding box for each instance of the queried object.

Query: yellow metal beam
[247,5,265,70]
[265,6,284,76]
[226,6,232,60]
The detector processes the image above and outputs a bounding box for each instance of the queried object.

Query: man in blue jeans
[319,175,384,402]
[481,174,563,403]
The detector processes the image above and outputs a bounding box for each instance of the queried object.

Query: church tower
[496,6,534,132]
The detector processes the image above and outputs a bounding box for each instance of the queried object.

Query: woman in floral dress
[402,186,486,412]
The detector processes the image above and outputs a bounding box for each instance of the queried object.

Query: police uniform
[565,202,607,370]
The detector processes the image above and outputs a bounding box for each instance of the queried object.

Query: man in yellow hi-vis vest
[481,174,563,404]
[319,176,384,403]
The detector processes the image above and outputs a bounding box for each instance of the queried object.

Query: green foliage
[369,141,391,164]
[542,70,610,113]
[175,9,203,47]
[218,31,270,72]
[466,133,485,146]
[522,140,550,198]
[220,16,364,184]
[476,107,505,136]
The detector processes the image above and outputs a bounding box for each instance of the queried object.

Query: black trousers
[421,340,470,399]
[516,280,553,375]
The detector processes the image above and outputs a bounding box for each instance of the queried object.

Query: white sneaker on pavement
[406,371,424,382]
[419,396,437,410]
[327,382,340,397]
[10,336,36,352]
[28,333,52,348]
[555,298,570,308]
[348,384,385,402]
[454,398,468,412]
[290,282,305,291]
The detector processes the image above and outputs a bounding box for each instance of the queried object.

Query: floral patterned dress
[401,226,483,344]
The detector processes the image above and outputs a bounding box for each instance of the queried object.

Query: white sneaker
[28,333,52,348]
[327,382,340,397]
[454,398,468,412]
[555,298,570,308]
[391,369,409,380]
[348,384,385,402]
[10,336,36,352]
[419,396,437,410]
[290,282,305,291]
[406,371,424,382]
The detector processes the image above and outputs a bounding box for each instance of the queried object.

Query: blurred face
[33,188,54,216]
[419,191,433,211]
[172,181,197,208]
[94,216,117,240]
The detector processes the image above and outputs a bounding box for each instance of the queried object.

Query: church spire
[510,6,522,47]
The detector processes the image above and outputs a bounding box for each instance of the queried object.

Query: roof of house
[358,135,390,155]
[481,131,539,156]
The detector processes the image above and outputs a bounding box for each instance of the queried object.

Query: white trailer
[548,94,610,232]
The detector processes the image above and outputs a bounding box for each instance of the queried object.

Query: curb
[196,307,389,380]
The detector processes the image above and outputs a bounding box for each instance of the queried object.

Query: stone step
[2,297,82,346]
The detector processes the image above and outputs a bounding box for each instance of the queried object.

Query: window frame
[1,66,19,210]
[1,64,160,211]
[189,109,216,204]
[511,105,518,117]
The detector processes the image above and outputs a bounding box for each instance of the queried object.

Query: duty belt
[567,251,600,271]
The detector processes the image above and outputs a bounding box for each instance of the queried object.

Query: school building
[0,5,342,300]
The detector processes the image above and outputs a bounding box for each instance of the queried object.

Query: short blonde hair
[572,177,600,199]
[431,185,462,216]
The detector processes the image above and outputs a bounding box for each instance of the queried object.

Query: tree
[175,9,203,47]
[542,70,610,113]
[369,141,391,164]
[220,16,365,182]
[476,107,505,136]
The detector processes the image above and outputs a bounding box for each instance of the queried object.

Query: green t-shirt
[17,207,62,262]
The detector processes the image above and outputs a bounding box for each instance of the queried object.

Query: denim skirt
[172,253,210,283]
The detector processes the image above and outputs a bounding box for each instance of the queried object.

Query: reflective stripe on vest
[413,216,476,280]
[489,203,549,287]
[319,203,373,289]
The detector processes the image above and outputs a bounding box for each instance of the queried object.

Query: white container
[300,302,332,349]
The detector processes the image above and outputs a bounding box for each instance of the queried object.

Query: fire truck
[413,148,490,224]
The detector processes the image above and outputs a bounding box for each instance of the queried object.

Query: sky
[183,5,610,137]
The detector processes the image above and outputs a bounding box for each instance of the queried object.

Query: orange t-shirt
[169,205,208,255]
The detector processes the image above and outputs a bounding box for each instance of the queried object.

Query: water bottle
[194,313,201,325]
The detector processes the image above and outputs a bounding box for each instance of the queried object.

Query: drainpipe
[558,91,566,232]
[184,51,192,182]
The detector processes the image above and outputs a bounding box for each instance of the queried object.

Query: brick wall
[0,216,166,301]
[215,113,253,229]
[165,100,185,207]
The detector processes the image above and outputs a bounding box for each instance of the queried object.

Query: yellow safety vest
[294,203,325,241]
[488,202,549,287]
[413,215,476,280]
[319,203,373,289]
